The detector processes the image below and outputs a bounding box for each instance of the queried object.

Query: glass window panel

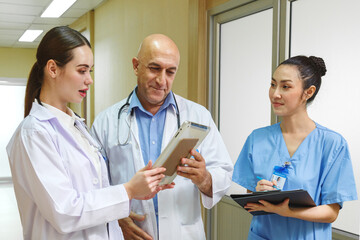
[0,83,25,239]
[219,9,273,194]
[0,85,25,178]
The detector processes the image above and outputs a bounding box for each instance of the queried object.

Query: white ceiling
[0,0,106,48]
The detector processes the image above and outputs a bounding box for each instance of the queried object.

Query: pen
[256,176,280,190]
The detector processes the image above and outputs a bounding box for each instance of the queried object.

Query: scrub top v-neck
[232,122,357,240]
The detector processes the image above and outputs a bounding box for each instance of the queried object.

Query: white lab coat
[91,93,233,240]
[6,102,130,240]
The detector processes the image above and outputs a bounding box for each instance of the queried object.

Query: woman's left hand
[245,198,291,217]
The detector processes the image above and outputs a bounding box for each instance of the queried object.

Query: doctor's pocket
[180,222,205,240]
[175,176,201,225]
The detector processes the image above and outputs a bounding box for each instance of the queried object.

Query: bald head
[132,34,180,115]
[137,34,180,65]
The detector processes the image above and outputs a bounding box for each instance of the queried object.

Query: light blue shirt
[232,122,357,240]
[129,89,177,220]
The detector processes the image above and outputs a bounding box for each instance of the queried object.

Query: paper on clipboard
[153,121,210,185]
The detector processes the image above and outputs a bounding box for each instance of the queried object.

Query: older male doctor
[91,34,233,240]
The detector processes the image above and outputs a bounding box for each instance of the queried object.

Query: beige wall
[186,0,232,108]
[93,0,189,115]
[206,0,231,10]
[0,47,36,78]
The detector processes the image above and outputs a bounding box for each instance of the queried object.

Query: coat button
[93,178,99,185]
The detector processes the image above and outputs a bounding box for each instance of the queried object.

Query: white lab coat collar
[29,101,57,122]
[40,102,83,131]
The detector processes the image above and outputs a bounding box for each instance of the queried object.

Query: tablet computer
[153,121,210,185]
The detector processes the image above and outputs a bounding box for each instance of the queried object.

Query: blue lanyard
[273,162,291,176]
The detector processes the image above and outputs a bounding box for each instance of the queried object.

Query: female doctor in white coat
[6,26,172,240]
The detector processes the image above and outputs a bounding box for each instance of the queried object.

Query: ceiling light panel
[41,0,77,18]
[19,30,43,42]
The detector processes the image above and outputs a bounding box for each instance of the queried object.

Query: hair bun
[309,56,327,77]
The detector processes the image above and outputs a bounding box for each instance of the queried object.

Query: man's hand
[118,211,153,240]
[177,149,212,197]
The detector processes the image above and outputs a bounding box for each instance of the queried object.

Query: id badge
[271,162,290,190]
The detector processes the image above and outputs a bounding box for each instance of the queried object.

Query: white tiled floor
[0,183,23,240]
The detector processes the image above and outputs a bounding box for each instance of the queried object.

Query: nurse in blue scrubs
[232,55,357,240]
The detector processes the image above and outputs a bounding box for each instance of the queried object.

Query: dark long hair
[24,26,91,117]
[279,55,327,104]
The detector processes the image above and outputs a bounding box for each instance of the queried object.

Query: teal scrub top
[232,122,357,240]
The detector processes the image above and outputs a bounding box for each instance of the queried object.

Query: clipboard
[153,121,210,185]
[230,189,316,216]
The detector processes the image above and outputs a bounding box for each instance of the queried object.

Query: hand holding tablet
[153,121,210,185]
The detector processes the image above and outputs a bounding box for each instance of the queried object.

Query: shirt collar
[128,87,177,116]
[40,102,83,129]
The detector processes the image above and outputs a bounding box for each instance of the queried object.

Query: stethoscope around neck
[117,90,180,146]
